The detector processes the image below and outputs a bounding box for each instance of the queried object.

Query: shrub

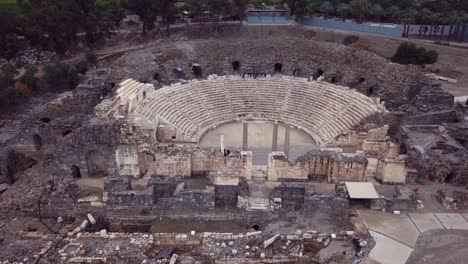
[44,63,79,90]
[0,64,17,90]
[75,60,89,74]
[391,42,439,66]
[18,66,38,90]
[15,81,32,97]
[85,51,97,65]
[0,87,22,108]
[342,35,359,45]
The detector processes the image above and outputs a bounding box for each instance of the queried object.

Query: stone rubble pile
[0,48,56,67]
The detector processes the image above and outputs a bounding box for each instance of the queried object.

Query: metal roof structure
[345,182,379,199]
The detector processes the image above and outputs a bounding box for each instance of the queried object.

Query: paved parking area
[408,213,444,233]
[359,211,468,264]
[435,213,468,230]
[368,231,413,264]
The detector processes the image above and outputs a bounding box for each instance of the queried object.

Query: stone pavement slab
[435,213,468,230]
[463,214,468,222]
[408,213,444,233]
[368,230,413,264]
[358,210,420,247]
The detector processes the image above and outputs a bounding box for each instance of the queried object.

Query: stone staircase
[248,165,272,211]
[252,165,267,181]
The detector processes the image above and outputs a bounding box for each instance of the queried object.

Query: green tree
[427,12,440,39]
[318,1,335,18]
[185,0,206,28]
[124,0,159,33]
[0,11,20,59]
[86,51,98,65]
[401,8,418,37]
[18,0,123,52]
[0,64,21,108]
[417,8,432,36]
[18,66,38,90]
[18,0,81,52]
[385,5,400,22]
[159,0,179,33]
[461,13,468,42]
[233,0,250,24]
[306,0,322,14]
[337,3,352,20]
[349,0,364,21]
[206,0,226,27]
[44,63,80,90]
[0,87,22,108]
[75,61,89,75]
[74,0,122,43]
[369,4,384,21]
[391,42,438,66]
[359,0,372,22]
[0,64,17,91]
[284,0,309,19]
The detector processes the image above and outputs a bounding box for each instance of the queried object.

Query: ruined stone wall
[399,125,468,186]
[154,146,192,177]
[369,197,418,211]
[273,182,315,211]
[267,151,367,183]
[362,140,399,157]
[376,157,407,184]
[104,177,132,192]
[58,143,118,178]
[116,145,140,176]
[155,188,215,210]
[106,190,154,207]
[329,126,390,148]
[401,110,458,126]
[154,145,252,179]
[214,185,239,209]
[103,176,216,210]
[304,195,349,219]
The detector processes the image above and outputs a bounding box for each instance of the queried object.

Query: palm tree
[359,0,371,23]
[461,13,468,42]
[446,11,456,41]
[428,12,440,40]
[418,8,432,37]
[455,11,468,42]
[401,8,417,38]
[438,13,450,41]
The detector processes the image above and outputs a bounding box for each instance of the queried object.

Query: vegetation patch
[391,42,439,66]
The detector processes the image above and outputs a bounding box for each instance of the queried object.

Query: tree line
[285,0,468,42]
[1,0,468,58]
[1,0,124,58]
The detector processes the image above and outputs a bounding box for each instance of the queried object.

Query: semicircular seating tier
[122,75,384,145]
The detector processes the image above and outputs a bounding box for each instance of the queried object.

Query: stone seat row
[129,76,382,143]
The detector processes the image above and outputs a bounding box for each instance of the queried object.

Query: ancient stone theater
[1,35,467,263]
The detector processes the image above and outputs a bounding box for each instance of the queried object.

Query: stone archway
[32,135,43,151]
[274,63,283,73]
[86,150,107,177]
[1,149,37,184]
[232,61,240,71]
[192,64,202,77]
[71,165,82,178]
[313,69,324,80]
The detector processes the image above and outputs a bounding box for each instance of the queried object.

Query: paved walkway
[358,210,468,264]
